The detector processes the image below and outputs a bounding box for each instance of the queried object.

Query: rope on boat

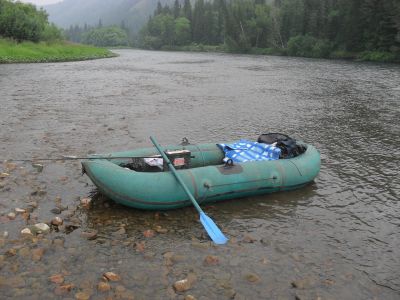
[1,155,164,163]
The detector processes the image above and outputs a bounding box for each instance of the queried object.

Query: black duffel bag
[257,133,306,158]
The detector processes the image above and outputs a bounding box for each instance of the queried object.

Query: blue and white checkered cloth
[217,139,281,163]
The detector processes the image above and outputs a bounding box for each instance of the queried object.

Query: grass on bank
[0,38,116,63]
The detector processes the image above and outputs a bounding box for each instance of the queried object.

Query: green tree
[41,23,63,41]
[83,26,128,47]
[140,14,175,49]
[0,0,48,42]
[174,17,191,45]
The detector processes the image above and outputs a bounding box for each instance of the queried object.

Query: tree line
[139,0,400,60]
[0,0,62,42]
[64,21,130,47]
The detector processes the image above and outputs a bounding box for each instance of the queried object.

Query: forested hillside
[45,0,172,32]
[139,0,400,62]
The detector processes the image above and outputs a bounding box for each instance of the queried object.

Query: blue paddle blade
[200,212,228,245]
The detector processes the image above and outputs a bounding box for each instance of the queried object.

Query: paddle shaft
[150,136,202,213]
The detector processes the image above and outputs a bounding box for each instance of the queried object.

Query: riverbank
[155,43,400,63]
[0,39,116,63]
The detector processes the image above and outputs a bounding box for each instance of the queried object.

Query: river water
[0,50,399,299]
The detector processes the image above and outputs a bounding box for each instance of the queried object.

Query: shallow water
[0,50,399,299]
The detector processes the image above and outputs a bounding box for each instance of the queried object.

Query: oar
[150,136,228,245]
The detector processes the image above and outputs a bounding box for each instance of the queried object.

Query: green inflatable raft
[82,141,320,210]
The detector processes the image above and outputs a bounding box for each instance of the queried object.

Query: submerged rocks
[18,247,31,258]
[114,227,126,235]
[0,172,10,178]
[135,241,145,252]
[97,281,111,292]
[173,279,191,292]
[54,283,74,296]
[31,248,45,261]
[74,291,91,300]
[173,273,197,293]
[27,201,38,209]
[1,275,26,288]
[242,234,257,243]
[52,236,65,247]
[103,272,121,282]
[143,229,155,238]
[204,255,220,266]
[31,163,44,172]
[245,273,261,283]
[30,189,47,196]
[5,162,17,172]
[80,230,98,240]
[154,225,168,234]
[49,274,64,284]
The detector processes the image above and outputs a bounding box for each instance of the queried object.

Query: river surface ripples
[0,50,399,299]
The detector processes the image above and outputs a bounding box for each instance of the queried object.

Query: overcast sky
[21,0,62,6]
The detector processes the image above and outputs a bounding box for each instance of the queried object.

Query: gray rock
[7,212,16,220]
[51,217,63,226]
[31,223,50,234]
[31,164,43,172]
[15,208,26,214]
[50,207,62,214]
[21,228,33,236]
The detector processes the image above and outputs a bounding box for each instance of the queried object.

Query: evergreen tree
[192,0,206,43]
[183,0,192,22]
[155,1,163,16]
[173,0,181,19]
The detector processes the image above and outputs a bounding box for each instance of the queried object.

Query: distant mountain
[44,0,171,32]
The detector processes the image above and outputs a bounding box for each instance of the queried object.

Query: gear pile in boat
[257,133,306,159]
[122,133,305,171]
[217,140,281,163]
[217,133,306,163]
